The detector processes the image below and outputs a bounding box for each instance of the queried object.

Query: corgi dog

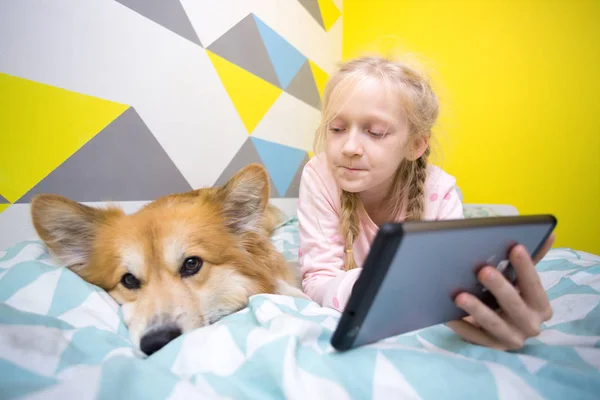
[30,164,307,355]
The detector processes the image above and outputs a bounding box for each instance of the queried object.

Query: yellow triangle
[207,50,282,134]
[0,204,9,215]
[308,60,329,99]
[317,0,341,31]
[0,73,128,203]
[308,151,315,159]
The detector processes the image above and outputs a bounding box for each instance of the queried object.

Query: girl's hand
[447,234,555,350]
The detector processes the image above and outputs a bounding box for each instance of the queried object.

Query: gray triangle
[214,138,279,197]
[207,14,280,88]
[17,108,193,203]
[285,61,321,110]
[284,155,308,198]
[297,0,324,29]
[0,194,8,204]
[115,0,202,47]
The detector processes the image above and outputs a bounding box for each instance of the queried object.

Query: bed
[1,204,599,399]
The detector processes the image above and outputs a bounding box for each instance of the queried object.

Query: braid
[406,146,430,221]
[340,191,360,271]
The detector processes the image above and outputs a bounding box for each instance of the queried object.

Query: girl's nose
[341,130,363,157]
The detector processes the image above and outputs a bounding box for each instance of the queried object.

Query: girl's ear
[408,135,430,161]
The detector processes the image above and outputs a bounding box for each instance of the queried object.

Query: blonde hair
[314,55,440,271]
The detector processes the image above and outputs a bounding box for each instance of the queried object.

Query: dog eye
[121,273,141,290]
[180,256,203,277]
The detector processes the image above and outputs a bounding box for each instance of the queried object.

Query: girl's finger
[532,233,555,265]
[510,244,553,318]
[478,266,542,337]
[446,320,508,351]
[455,292,526,350]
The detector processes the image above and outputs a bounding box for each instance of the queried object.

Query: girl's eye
[329,127,345,133]
[368,130,385,138]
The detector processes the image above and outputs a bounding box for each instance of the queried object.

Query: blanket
[1,239,599,399]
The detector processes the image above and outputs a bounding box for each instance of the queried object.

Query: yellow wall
[343,0,600,254]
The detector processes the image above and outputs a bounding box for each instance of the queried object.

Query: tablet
[330,214,557,351]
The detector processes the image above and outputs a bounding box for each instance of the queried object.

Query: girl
[297,56,554,350]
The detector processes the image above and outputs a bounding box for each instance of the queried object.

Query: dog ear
[30,194,122,271]
[218,164,270,234]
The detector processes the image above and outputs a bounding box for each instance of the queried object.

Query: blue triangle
[55,327,132,373]
[0,240,43,262]
[219,312,256,356]
[253,15,307,89]
[200,336,290,399]
[0,359,57,399]
[47,269,98,317]
[250,138,307,196]
[97,355,179,400]
[0,261,57,301]
[0,302,73,330]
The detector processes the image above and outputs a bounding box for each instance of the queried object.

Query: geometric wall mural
[0,190,7,217]
[0,72,129,203]
[0,0,342,219]
[251,138,309,198]
[286,61,323,110]
[16,107,194,203]
[214,138,309,198]
[208,14,285,89]
[114,0,203,47]
[206,13,329,132]
[214,139,280,198]
[206,49,284,134]
[298,0,342,31]
[0,195,8,217]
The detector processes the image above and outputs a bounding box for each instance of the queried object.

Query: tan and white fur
[30,164,307,355]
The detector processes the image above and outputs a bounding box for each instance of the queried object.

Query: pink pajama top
[297,153,465,312]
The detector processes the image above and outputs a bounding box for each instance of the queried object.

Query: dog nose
[140,325,182,356]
